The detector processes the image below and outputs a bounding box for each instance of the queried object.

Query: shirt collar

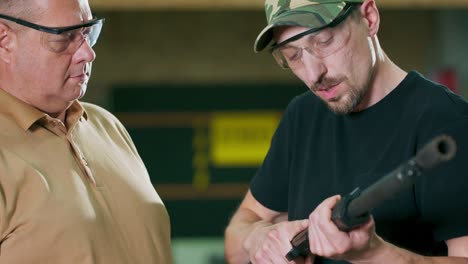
[0,89,88,131]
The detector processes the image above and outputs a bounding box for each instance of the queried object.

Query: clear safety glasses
[271,4,358,69]
[0,13,104,54]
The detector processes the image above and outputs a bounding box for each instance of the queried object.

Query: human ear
[359,0,380,37]
[0,23,14,63]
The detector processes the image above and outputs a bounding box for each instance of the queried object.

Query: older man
[0,0,173,263]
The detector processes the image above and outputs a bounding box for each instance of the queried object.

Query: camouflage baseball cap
[254,0,363,52]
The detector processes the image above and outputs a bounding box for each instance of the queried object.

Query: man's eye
[312,29,334,46]
[82,27,91,36]
[58,29,81,41]
[47,34,70,42]
[315,36,334,47]
[287,53,301,61]
[282,48,301,61]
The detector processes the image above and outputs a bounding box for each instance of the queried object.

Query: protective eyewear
[271,4,358,69]
[0,14,105,54]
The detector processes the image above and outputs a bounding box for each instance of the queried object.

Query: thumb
[287,219,308,236]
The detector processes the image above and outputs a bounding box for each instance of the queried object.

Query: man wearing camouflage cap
[225,0,468,263]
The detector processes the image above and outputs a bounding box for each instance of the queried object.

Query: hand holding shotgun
[286,134,457,261]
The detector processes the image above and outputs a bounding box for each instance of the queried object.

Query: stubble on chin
[310,74,371,115]
[324,84,368,115]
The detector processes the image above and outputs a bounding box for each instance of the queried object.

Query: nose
[301,50,327,85]
[73,38,96,64]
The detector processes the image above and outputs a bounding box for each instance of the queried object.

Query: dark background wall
[86,8,468,108]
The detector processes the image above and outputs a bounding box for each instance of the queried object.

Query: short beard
[325,83,369,115]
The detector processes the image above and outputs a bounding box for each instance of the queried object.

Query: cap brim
[254,3,347,53]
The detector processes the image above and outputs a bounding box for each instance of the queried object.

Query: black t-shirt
[250,71,468,263]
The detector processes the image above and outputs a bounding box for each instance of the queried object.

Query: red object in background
[433,67,459,94]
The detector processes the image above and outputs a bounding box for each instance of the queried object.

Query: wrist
[350,235,392,264]
[242,219,273,253]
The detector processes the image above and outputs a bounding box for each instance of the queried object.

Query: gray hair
[0,0,44,31]
[1,0,45,19]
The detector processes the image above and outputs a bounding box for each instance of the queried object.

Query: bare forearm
[352,239,468,264]
[389,249,468,264]
[224,208,270,264]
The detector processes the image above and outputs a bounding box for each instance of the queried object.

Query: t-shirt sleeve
[249,97,298,212]
[417,117,468,242]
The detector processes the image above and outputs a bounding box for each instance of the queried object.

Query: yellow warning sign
[210,112,280,167]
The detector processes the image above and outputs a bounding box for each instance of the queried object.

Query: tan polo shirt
[0,89,173,264]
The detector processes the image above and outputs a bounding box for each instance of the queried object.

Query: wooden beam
[155,183,249,200]
[115,112,212,128]
[378,0,468,8]
[90,0,468,10]
[89,0,264,10]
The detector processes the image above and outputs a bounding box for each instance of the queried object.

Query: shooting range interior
[87,0,468,263]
